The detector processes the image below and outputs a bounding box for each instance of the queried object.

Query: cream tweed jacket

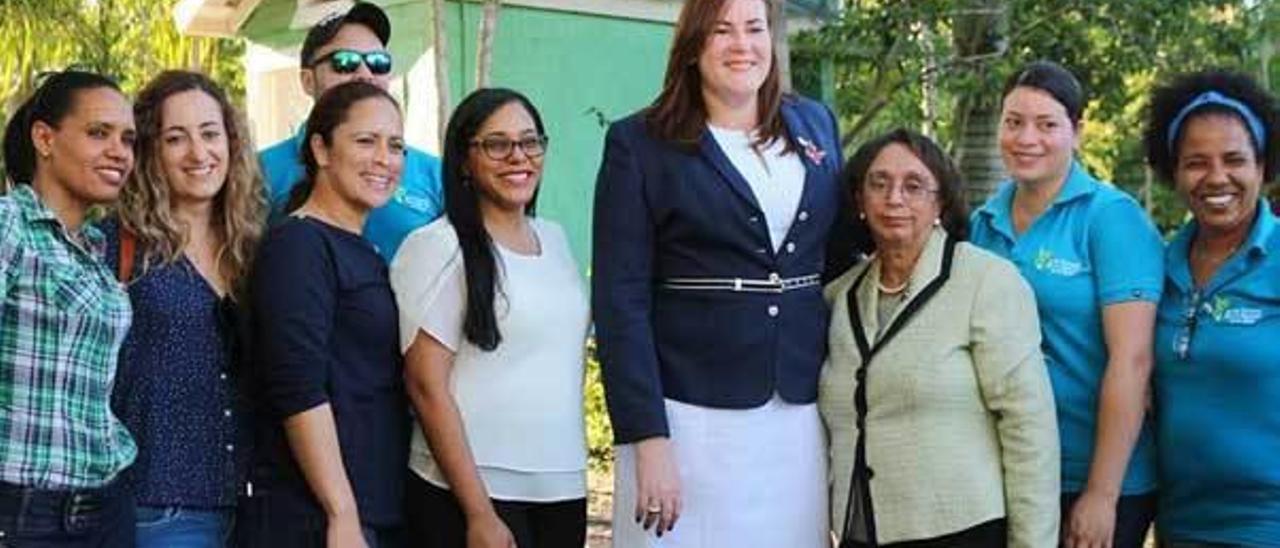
[819,228,1060,547]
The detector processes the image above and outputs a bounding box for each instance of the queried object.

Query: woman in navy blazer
[592,0,851,546]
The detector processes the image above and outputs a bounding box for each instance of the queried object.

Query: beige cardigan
[819,228,1060,547]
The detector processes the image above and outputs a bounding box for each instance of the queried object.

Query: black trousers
[1061,492,1157,548]
[404,472,585,548]
[233,489,402,548]
[840,518,1006,548]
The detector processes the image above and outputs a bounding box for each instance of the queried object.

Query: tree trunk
[476,0,501,88]
[431,0,452,141]
[950,0,1008,208]
[771,0,791,92]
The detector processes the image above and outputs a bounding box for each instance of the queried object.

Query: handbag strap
[117,223,136,283]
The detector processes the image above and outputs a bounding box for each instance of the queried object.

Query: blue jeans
[135,506,232,548]
[0,479,134,547]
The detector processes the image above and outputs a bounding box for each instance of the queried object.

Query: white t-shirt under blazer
[389,216,590,502]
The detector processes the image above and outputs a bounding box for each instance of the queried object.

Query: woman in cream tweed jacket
[820,129,1060,547]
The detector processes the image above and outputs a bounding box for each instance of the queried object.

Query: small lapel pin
[798,136,826,165]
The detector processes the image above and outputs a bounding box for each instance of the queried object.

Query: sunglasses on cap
[310,49,393,75]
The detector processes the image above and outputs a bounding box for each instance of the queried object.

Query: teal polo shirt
[259,128,444,261]
[969,161,1163,495]
[1154,202,1280,545]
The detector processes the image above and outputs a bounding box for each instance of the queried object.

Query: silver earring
[933,217,941,226]
[858,212,866,220]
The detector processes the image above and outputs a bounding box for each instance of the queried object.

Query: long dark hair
[842,128,970,254]
[3,70,122,188]
[285,80,400,212]
[645,0,790,151]
[443,88,546,351]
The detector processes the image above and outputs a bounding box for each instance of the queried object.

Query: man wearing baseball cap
[259,0,443,261]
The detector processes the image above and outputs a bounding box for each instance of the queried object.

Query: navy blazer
[592,96,854,444]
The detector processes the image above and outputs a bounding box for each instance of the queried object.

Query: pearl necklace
[876,277,909,295]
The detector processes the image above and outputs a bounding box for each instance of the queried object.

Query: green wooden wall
[444,3,671,269]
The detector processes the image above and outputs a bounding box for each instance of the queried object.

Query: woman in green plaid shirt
[0,70,139,546]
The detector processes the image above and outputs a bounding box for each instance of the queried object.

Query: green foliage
[584,338,614,470]
[0,0,245,182]
[794,0,1273,232]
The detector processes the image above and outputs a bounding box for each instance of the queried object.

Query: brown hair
[645,0,790,150]
[118,70,267,300]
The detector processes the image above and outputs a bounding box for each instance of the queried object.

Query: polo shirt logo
[1208,295,1263,325]
[1033,248,1083,277]
[393,187,434,212]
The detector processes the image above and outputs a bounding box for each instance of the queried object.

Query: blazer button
[767,305,779,317]
[798,210,809,221]
[749,215,760,223]
[769,272,781,284]
[785,242,796,253]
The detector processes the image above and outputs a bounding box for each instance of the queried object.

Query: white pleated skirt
[611,395,828,548]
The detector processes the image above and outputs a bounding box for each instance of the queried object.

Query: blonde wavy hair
[117,70,267,300]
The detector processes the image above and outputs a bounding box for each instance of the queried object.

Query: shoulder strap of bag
[117,223,136,283]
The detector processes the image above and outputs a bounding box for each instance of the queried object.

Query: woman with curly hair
[1142,70,1280,547]
[100,69,267,546]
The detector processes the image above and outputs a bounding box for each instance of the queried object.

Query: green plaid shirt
[0,184,136,488]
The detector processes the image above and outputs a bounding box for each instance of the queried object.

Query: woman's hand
[326,511,369,548]
[467,512,517,548]
[1063,489,1117,548]
[633,437,682,535]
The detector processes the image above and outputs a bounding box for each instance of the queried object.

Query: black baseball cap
[300,2,392,67]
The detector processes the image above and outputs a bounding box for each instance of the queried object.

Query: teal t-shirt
[1154,202,1280,545]
[258,128,445,262]
[969,161,1163,495]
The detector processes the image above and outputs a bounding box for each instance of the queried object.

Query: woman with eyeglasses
[98,70,266,547]
[969,61,1165,548]
[391,88,588,548]
[244,81,408,548]
[592,0,855,546]
[1142,70,1280,547]
[822,129,1059,547]
[0,70,138,545]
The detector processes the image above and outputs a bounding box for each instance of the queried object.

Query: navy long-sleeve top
[248,216,408,527]
[101,217,249,508]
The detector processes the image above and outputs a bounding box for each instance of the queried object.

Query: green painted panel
[444,3,672,270]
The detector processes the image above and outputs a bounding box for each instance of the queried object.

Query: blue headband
[1167,90,1267,155]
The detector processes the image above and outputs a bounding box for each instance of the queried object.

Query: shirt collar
[1052,160,1098,205]
[1166,198,1276,290]
[11,183,107,255]
[974,160,1097,238]
[12,184,59,225]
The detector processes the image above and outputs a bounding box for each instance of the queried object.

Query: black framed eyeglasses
[470,135,549,161]
[310,49,393,75]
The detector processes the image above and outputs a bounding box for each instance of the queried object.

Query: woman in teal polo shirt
[970,61,1164,548]
[1142,70,1279,547]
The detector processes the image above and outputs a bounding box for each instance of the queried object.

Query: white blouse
[390,217,590,501]
[707,125,806,252]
